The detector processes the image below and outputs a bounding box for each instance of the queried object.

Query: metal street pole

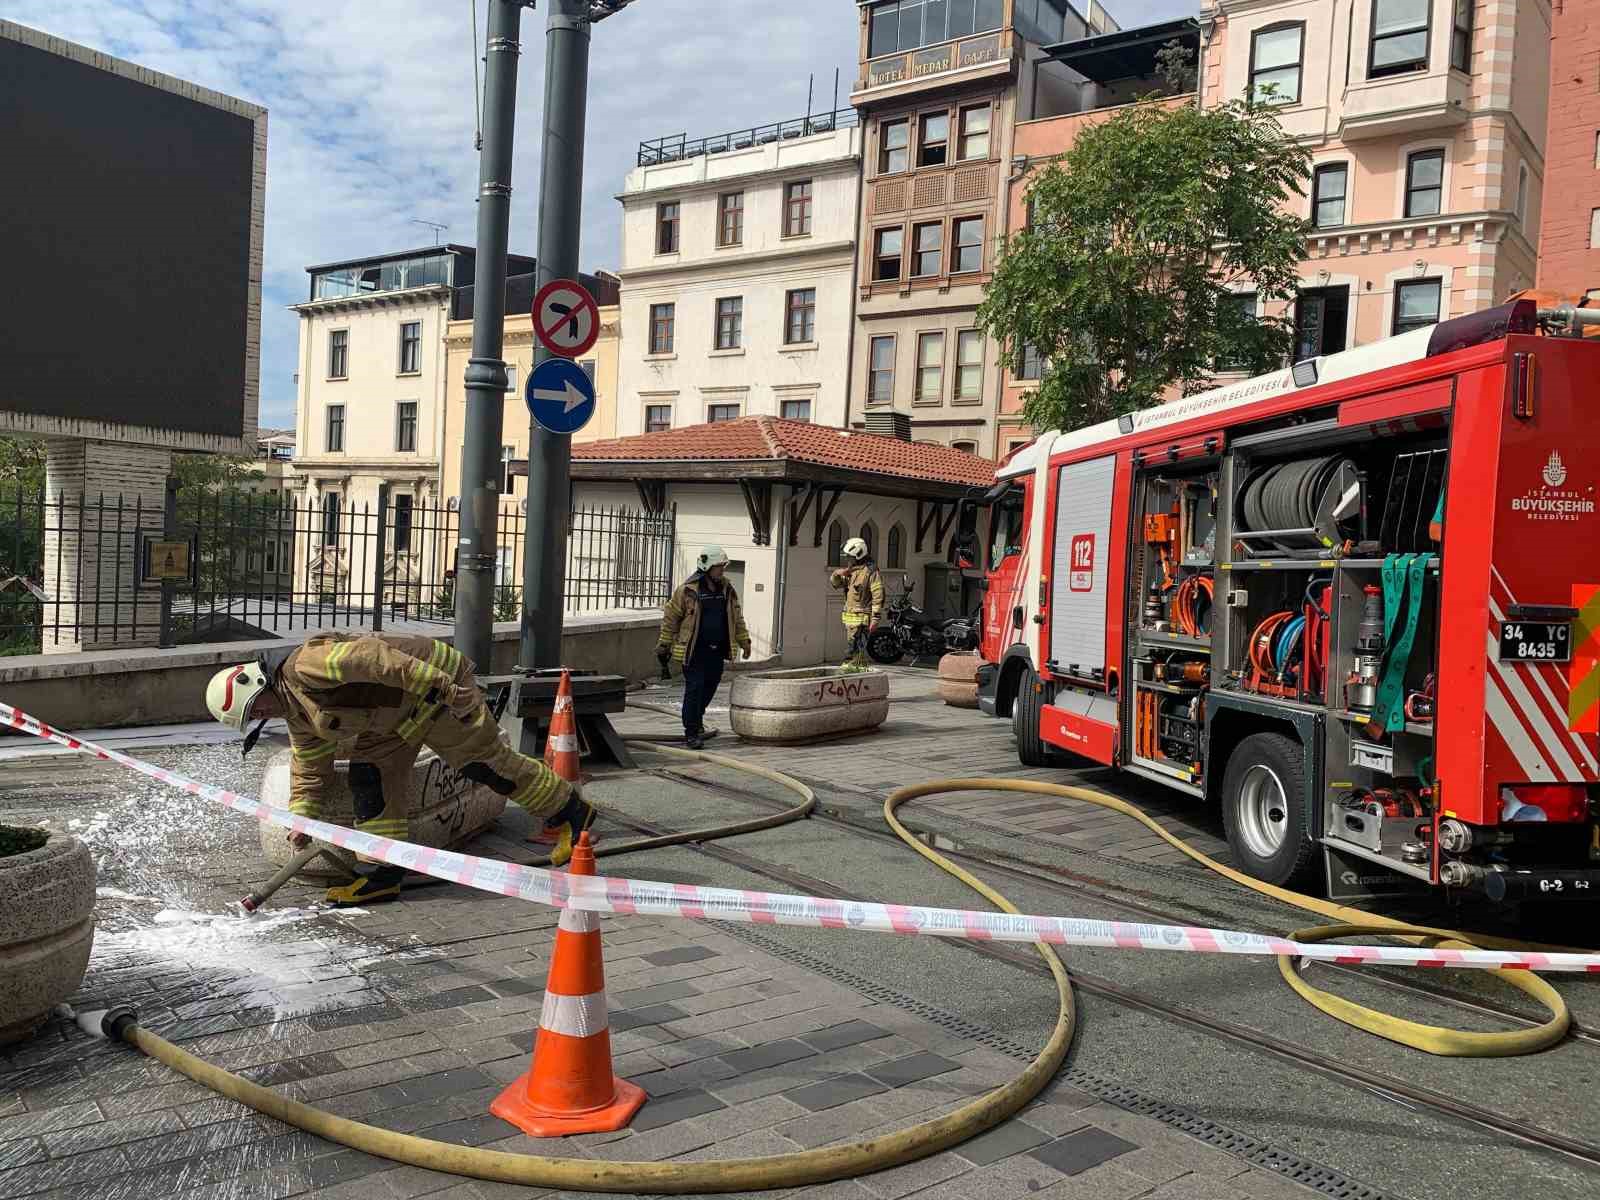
[519,0,591,670]
[455,0,530,671]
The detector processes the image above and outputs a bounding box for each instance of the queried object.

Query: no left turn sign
[532,278,600,359]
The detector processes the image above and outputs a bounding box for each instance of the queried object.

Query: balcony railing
[638,107,859,167]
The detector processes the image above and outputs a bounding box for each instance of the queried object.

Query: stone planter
[937,652,982,708]
[257,748,508,878]
[730,667,890,743]
[0,831,96,1045]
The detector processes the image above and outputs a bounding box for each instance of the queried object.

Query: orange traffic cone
[489,833,647,1136]
[545,668,580,781]
[530,669,592,846]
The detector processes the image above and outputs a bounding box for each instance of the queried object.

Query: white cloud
[7,0,1197,428]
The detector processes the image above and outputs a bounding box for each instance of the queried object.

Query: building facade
[289,245,617,600]
[289,246,509,524]
[614,115,862,435]
[571,417,995,664]
[1536,0,1599,297]
[847,0,1119,457]
[999,0,1551,446]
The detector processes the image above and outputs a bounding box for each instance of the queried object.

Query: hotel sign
[864,33,1005,91]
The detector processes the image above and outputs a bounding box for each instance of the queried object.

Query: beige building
[616,113,862,433]
[290,245,616,599]
[243,427,296,495]
[847,0,1118,457]
[289,246,489,541]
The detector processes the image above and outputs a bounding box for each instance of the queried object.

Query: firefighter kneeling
[206,633,593,906]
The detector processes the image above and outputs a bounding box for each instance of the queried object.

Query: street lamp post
[518,0,591,671]
[458,0,636,762]
[454,0,531,671]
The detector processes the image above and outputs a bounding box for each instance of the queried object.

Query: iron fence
[0,485,675,655]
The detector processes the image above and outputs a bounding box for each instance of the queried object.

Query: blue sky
[7,0,1194,430]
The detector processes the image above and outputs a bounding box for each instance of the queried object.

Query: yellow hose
[904,778,1567,1056]
[116,749,1078,1194]
[114,750,1568,1194]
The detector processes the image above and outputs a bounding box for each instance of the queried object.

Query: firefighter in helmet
[657,546,751,749]
[206,633,593,905]
[830,536,885,667]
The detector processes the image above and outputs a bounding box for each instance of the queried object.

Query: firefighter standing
[830,537,885,667]
[657,546,751,749]
[206,633,592,905]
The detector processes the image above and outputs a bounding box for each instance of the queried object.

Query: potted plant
[0,825,96,1045]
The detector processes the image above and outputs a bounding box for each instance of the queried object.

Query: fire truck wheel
[1013,668,1053,767]
[1220,732,1317,886]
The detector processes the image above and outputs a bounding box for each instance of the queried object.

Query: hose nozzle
[75,1004,138,1042]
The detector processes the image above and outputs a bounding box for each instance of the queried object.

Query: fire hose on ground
[21,707,1575,1193]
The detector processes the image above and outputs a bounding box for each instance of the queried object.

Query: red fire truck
[969,300,1600,903]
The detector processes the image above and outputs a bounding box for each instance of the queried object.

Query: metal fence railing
[637,107,859,166]
[0,485,675,654]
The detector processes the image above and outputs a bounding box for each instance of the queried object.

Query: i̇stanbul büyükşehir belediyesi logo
[1543,450,1568,488]
[1510,449,1594,521]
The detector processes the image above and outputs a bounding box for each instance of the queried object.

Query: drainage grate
[724,923,1404,1200]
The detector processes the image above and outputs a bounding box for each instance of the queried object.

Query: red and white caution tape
[7,701,1600,974]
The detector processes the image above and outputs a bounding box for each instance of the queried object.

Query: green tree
[172,451,254,491]
[0,441,268,649]
[0,439,46,654]
[978,91,1310,434]
[172,453,274,630]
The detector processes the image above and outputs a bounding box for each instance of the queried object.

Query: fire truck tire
[1220,732,1317,886]
[1014,668,1053,767]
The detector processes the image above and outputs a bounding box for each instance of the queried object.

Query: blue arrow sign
[525,358,596,435]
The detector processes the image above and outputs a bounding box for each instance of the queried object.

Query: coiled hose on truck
[101,742,1570,1193]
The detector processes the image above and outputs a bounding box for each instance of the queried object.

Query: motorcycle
[941,604,981,653]
[865,585,966,664]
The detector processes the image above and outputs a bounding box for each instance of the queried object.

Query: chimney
[864,408,911,441]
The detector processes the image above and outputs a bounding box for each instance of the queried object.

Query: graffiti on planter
[814,677,875,705]
[421,757,471,839]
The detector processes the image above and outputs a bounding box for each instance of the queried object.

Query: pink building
[999,0,1551,448]
[1536,0,1600,297]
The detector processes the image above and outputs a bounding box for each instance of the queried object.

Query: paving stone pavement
[0,669,1330,1200]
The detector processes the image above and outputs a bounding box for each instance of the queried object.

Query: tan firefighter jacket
[657,573,751,663]
[260,633,467,818]
[830,561,885,625]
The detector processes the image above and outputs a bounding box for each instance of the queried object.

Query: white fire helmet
[206,663,270,731]
[842,537,868,560]
[697,545,731,570]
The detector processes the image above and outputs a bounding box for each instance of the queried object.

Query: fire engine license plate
[1498,621,1571,662]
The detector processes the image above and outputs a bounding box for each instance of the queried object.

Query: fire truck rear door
[1049,454,1116,675]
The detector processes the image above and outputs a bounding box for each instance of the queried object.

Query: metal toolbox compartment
[1350,740,1393,774]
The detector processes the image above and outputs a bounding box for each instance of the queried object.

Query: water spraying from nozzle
[64,1002,138,1041]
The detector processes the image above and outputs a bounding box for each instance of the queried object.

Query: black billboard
[0,24,262,444]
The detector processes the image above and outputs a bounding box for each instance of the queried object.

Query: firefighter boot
[545,787,597,869]
[325,864,406,907]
